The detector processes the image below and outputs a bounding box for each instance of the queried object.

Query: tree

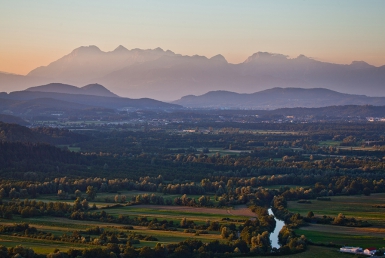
[251,231,271,253]
[138,246,155,258]
[363,187,371,196]
[198,195,207,206]
[109,234,119,244]
[180,217,187,228]
[9,188,19,199]
[86,186,97,200]
[333,213,346,225]
[220,227,230,239]
[154,243,167,258]
[73,198,82,211]
[8,245,35,258]
[57,190,67,200]
[74,189,82,198]
[106,243,120,254]
[122,247,138,258]
[81,199,89,210]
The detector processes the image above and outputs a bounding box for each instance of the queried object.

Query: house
[364,247,376,256]
[340,246,363,254]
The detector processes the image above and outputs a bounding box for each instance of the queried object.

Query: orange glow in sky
[1,1,384,75]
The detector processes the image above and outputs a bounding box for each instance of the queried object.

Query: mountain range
[3,82,385,120]
[173,88,385,109]
[1,45,384,101]
[0,83,180,117]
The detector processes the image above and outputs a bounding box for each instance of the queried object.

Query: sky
[1,0,384,75]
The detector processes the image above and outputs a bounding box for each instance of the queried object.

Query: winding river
[268,208,285,248]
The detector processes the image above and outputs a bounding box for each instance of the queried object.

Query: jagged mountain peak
[349,60,374,69]
[113,45,129,52]
[243,51,288,63]
[295,54,313,60]
[154,47,164,52]
[210,54,227,63]
[71,45,102,55]
[15,46,384,101]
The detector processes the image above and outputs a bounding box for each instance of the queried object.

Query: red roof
[366,247,376,251]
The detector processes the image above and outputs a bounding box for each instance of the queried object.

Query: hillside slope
[173,88,385,109]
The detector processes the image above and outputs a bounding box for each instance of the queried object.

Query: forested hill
[266,105,385,117]
[25,83,118,98]
[0,114,29,126]
[0,141,91,175]
[0,122,94,178]
[0,122,90,144]
[0,90,182,112]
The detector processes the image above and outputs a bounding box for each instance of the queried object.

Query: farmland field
[287,193,385,248]
[287,193,385,226]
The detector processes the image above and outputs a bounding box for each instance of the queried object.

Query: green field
[104,206,249,222]
[295,229,385,248]
[56,144,81,152]
[0,235,90,254]
[0,211,224,254]
[318,141,341,146]
[287,193,385,226]
[31,190,217,208]
[287,193,385,249]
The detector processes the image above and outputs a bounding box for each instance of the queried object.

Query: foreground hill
[0,122,90,144]
[25,83,119,97]
[0,97,112,116]
[0,114,29,126]
[173,88,385,109]
[1,46,384,100]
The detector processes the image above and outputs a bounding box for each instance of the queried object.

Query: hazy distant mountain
[25,83,118,97]
[266,105,385,118]
[0,84,181,117]
[27,46,177,85]
[173,88,385,109]
[1,46,384,100]
[0,71,48,93]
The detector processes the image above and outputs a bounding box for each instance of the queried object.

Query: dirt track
[135,204,257,217]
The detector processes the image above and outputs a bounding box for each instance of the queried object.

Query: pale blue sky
[1,0,384,74]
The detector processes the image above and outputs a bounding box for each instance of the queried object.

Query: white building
[340,246,363,254]
[364,247,376,256]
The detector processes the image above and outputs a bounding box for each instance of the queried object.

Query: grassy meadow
[287,193,385,249]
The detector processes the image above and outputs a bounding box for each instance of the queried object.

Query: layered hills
[1,45,384,100]
[0,83,181,117]
[173,88,385,109]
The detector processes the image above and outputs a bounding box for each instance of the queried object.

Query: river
[268,208,285,249]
